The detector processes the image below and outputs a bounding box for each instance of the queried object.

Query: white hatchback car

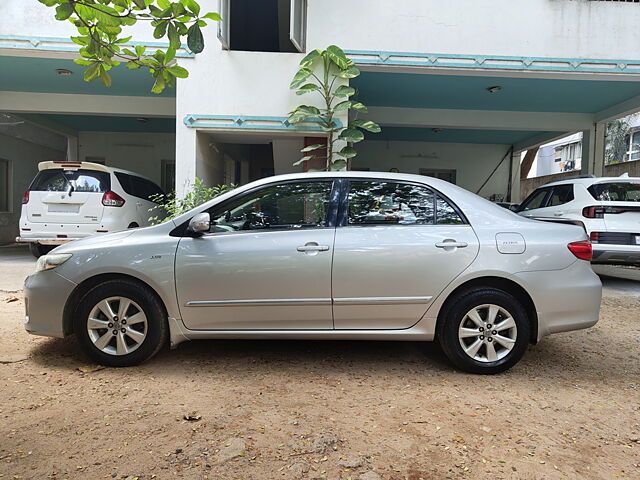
[517,175,640,265]
[17,161,164,257]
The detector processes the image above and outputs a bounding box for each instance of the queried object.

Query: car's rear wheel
[73,279,168,367]
[29,243,55,258]
[437,288,530,374]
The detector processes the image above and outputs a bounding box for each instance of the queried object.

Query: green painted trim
[0,35,194,58]
[183,114,342,131]
[345,49,640,74]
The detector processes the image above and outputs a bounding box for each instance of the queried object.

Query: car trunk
[26,167,109,224]
[588,181,640,242]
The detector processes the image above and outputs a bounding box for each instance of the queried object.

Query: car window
[207,181,333,233]
[435,196,465,224]
[115,172,164,203]
[548,184,574,206]
[518,188,550,211]
[348,181,444,225]
[588,182,640,202]
[30,169,110,193]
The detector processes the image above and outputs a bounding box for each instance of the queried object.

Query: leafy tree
[148,178,234,224]
[37,0,220,93]
[288,45,381,171]
[605,118,631,165]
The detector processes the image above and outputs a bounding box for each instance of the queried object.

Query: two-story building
[3,0,640,243]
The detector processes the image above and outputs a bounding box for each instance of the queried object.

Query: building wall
[78,132,175,185]
[352,141,513,200]
[0,132,65,245]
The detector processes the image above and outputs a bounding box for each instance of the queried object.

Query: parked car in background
[17,161,164,257]
[24,172,601,374]
[517,175,640,266]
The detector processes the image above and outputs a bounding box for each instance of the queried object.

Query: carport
[0,55,177,244]
[347,51,640,202]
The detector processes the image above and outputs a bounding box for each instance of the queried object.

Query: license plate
[48,204,80,213]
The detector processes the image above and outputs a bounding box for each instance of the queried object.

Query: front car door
[175,179,337,330]
[332,179,480,330]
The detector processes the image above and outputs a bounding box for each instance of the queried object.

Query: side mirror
[187,212,210,235]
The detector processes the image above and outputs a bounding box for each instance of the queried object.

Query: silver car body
[24,172,602,348]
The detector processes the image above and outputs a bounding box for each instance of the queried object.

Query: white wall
[78,132,175,185]
[272,138,304,175]
[352,141,513,200]
[0,132,65,245]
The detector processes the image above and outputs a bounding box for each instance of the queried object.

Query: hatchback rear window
[30,169,110,193]
[587,182,640,202]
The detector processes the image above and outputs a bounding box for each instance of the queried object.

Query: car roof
[539,175,640,188]
[38,161,158,184]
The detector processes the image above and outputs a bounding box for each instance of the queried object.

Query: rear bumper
[24,270,77,338]
[515,260,602,341]
[592,245,640,266]
[16,236,77,245]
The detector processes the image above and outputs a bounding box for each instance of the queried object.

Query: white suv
[517,175,640,266]
[17,161,164,257]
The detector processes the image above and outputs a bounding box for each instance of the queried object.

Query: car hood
[52,229,137,253]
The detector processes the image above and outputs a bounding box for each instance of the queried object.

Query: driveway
[1,244,639,480]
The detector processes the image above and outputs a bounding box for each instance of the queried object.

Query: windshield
[30,169,111,193]
[587,182,640,202]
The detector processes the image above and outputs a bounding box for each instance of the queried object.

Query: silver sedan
[24,172,602,374]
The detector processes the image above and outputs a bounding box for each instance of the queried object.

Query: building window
[217,0,307,52]
[628,130,640,161]
[0,159,9,212]
[161,160,176,193]
[419,168,457,184]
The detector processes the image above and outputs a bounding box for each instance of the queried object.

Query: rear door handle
[553,212,564,216]
[435,240,468,249]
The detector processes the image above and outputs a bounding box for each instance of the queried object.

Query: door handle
[297,244,330,252]
[435,240,468,249]
[553,212,564,216]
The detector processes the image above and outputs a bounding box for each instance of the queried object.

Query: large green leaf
[55,3,73,20]
[333,100,352,111]
[326,45,351,70]
[330,159,347,171]
[187,24,204,53]
[301,143,326,152]
[290,68,313,89]
[84,63,101,82]
[334,85,355,98]
[99,67,112,87]
[299,49,321,68]
[295,105,321,115]
[168,65,189,78]
[336,66,360,79]
[293,155,317,166]
[337,146,357,158]
[350,102,368,113]
[350,120,381,133]
[203,12,223,21]
[338,129,365,143]
[296,83,320,95]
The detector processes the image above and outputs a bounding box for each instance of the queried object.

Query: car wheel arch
[62,273,168,336]
[435,276,538,345]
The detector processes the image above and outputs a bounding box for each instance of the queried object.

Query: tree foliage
[288,45,381,171]
[605,118,631,166]
[38,0,220,93]
[148,178,235,225]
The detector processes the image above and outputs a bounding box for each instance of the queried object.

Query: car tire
[73,279,168,367]
[437,288,530,375]
[29,243,55,258]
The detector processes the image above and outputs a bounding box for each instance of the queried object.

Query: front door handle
[297,242,330,253]
[435,240,468,249]
[553,211,564,216]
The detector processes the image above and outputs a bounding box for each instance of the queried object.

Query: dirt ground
[0,291,639,480]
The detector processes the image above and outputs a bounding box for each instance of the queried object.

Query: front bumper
[24,270,77,338]
[592,245,640,266]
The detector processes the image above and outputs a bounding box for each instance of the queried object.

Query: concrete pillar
[581,124,606,177]
[509,150,521,202]
[175,127,197,198]
[66,136,79,162]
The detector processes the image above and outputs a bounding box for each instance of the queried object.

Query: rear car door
[331,180,480,330]
[175,179,338,330]
[26,167,108,224]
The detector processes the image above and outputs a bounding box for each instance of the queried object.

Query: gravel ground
[1,287,639,480]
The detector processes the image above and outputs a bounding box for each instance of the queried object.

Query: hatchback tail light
[582,206,625,218]
[22,190,29,204]
[102,191,125,207]
[589,232,600,243]
[567,241,592,261]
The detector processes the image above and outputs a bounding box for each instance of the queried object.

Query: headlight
[35,253,73,273]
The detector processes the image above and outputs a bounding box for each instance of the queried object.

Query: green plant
[287,45,381,171]
[148,177,235,225]
[37,0,220,93]
[605,117,632,165]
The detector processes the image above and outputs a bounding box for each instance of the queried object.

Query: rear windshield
[587,182,640,202]
[30,169,111,193]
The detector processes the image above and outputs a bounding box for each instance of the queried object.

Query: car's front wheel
[437,288,530,374]
[73,279,168,367]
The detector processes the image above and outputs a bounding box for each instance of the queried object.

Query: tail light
[568,241,592,261]
[102,191,125,207]
[589,232,600,243]
[22,190,29,204]
[582,206,625,218]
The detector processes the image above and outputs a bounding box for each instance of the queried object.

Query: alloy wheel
[458,304,517,363]
[87,296,148,356]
